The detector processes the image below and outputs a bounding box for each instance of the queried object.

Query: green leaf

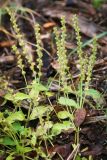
[36,121,53,137]
[85,89,101,99]
[16,145,32,154]
[51,123,63,136]
[12,122,24,132]
[14,92,30,101]
[31,132,37,146]
[36,125,45,136]
[32,80,48,92]
[51,121,73,136]
[6,153,15,160]
[58,97,79,108]
[2,137,16,146]
[44,121,53,130]
[36,83,48,92]
[75,155,81,160]
[30,106,53,120]
[4,93,13,101]
[4,92,30,102]
[92,0,104,8]
[82,158,88,160]
[0,112,3,122]
[75,155,88,160]
[6,156,13,160]
[29,81,48,99]
[20,127,29,136]
[6,111,25,124]
[57,111,72,119]
[21,147,33,153]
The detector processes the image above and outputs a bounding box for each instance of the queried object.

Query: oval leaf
[74,108,86,127]
[58,111,71,119]
[30,106,53,120]
[6,111,25,124]
[85,89,101,99]
[58,97,79,108]
[14,92,30,101]
[2,137,16,146]
[4,93,13,101]
[51,121,73,136]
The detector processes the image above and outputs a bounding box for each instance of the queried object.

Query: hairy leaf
[58,97,79,108]
[6,111,25,124]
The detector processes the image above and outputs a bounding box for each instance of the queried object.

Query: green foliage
[57,111,74,119]
[0,10,102,160]
[51,121,75,136]
[0,111,33,158]
[5,92,30,102]
[85,88,101,99]
[6,154,14,160]
[92,0,106,8]
[6,111,25,124]
[1,137,16,146]
[30,106,53,120]
[75,155,93,160]
[58,97,79,108]
[0,8,7,25]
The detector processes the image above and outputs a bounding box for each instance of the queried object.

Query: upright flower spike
[12,45,25,76]
[54,17,69,89]
[60,16,69,74]
[34,23,43,80]
[72,15,85,81]
[6,8,25,78]
[7,8,36,76]
[85,37,97,90]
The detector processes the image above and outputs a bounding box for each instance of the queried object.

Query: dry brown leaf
[48,143,72,158]
[43,22,56,29]
[42,8,98,37]
[51,60,60,71]
[0,56,15,64]
[0,40,15,47]
[74,108,86,127]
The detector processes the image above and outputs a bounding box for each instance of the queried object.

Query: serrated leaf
[14,92,30,101]
[36,121,53,137]
[32,80,48,92]
[6,111,25,124]
[4,92,30,102]
[51,123,64,136]
[36,125,45,136]
[85,89,101,99]
[6,153,15,160]
[29,81,48,99]
[57,111,71,119]
[22,147,33,153]
[31,132,37,146]
[51,121,73,136]
[2,137,16,146]
[30,106,52,120]
[16,145,32,154]
[58,97,79,108]
[44,121,53,130]
[12,122,24,132]
[4,93,13,101]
